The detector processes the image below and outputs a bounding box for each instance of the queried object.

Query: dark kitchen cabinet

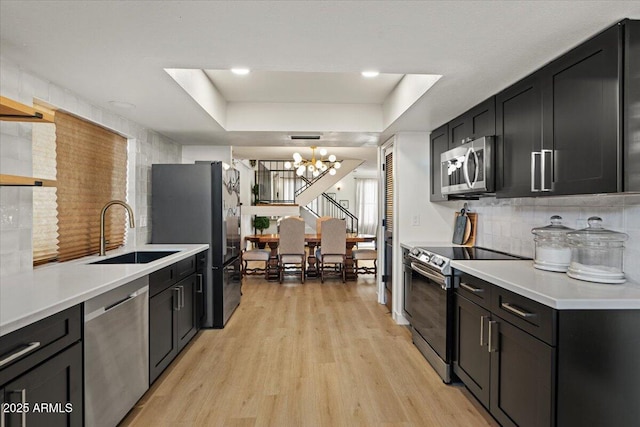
[454,274,556,427]
[149,257,198,384]
[2,343,83,427]
[0,305,83,427]
[430,124,449,202]
[176,274,197,350]
[495,74,543,198]
[448,97,496,149]
[624,20,640,192]
[541,24,620,195]
[497,24,620,197]
[489,317,555,427]
[195,251,207,329]
[454,294,491,407]
[149,284,179,383]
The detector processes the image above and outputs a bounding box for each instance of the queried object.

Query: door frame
[378,137,395,306]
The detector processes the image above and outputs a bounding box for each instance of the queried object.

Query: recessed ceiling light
[231,68,250,75]
[108,101,136,109]
[361,70,380,78]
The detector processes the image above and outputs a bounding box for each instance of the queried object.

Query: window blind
[385,151,393,230]
[32,120,58,265]
[53,111,128,262]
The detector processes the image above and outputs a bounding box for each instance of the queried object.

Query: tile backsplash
[1,56,182,277]
[463,194,640,284]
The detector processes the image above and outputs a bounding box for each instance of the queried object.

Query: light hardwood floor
[121,274,497,427]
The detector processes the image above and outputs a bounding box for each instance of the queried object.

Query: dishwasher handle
[85,286,149,322]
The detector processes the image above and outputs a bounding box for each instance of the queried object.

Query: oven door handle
[410,262,448,289]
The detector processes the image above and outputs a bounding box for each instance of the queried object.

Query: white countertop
[0,244,208,337]
[451,260,640,310]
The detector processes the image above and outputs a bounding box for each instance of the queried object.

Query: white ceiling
[2,1,640,156]
[203,70,404,104]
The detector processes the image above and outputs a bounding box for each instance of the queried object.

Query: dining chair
[316,218,346,283]
[352,243,378,276]
[277,216,306,283]
[241,244,271,279]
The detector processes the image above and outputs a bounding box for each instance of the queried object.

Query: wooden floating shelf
[0,96,54,123]
[0,174,56,187]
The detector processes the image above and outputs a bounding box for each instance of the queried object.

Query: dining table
[244,233,376,281]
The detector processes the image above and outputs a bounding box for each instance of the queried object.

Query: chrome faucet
[100,200,135,256]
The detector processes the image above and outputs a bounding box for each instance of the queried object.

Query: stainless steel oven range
[402,246,526,383]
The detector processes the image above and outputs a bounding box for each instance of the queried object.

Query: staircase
[249,159,363,233]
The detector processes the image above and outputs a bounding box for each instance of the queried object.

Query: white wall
[0,55,182,277]
[457,194,640,284]
[182,145,232,164]
[388,132,455,323]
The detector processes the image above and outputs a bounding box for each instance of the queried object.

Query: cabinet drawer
[0,305,81,383]
[176,255,196,281]
[149,264,176,297]
[457,272,492,309]
[491,287,557,346]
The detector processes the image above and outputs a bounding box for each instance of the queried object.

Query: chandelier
[284,146,341,177]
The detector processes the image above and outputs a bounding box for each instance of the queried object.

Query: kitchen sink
[89,251,179,264]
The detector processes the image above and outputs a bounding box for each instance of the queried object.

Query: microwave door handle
[463,147,473,188]
[471,148,479,187]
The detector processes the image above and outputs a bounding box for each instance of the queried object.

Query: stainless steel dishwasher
[84,276,149,427]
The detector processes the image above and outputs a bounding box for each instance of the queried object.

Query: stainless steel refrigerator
[151,161,241,328]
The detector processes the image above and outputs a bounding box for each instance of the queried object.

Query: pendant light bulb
[328,154,336,163]
[319,148,327,156]
[284,161,292,169]
[334,162,341,169]
[293,152,302,162]
[296,165,306,176]
[329,168,337,176]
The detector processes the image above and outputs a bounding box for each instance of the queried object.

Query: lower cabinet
[454,273,556,427]
[149,272,198,384]
[2,343,83,427]
[0,305,83,427]
[454,271,640,427]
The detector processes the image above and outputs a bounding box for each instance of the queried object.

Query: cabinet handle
[488,321,499,353]
[541,149,552,192]
[0,342,41,367]
[180,285,185,309]
[460,282,483,293]
[20,389,26,427]
[531,151,541,192]
[196,273,204,293]
[480,315,488,346]
[501,302,536,318]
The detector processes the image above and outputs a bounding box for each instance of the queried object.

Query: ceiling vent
[289,135,321,140]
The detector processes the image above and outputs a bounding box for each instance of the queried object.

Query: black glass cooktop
[418,246,529,261]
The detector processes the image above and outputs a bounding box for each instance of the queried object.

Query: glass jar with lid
[531,215,574,272]
[566,216,628,284]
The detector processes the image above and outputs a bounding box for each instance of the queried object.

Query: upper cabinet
[448,97,496,149]
[497,24,620,198]
[430,123,449,202]
[495,74,543,198]
[0,96,54,123]
[625,20,640,192]
[431,19,639,201]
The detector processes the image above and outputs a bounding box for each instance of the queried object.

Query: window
[355,178,378,235]
[32,109,128,264]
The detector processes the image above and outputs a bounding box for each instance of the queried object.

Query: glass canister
[531,215,574,272]
[566,216,629,284]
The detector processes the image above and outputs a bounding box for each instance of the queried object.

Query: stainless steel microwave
[441,136,494,196]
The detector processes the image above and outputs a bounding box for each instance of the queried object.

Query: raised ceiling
[203,70,404,104]
[1,1,639,148]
